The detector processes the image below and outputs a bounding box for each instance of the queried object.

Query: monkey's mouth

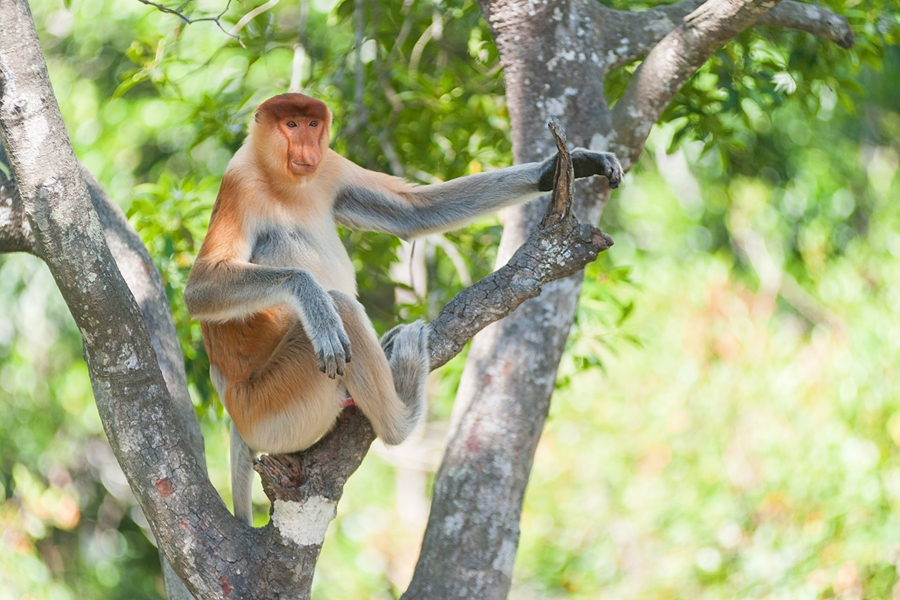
[289,161,319,175]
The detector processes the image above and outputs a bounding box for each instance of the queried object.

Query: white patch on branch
[443,512,465,535]
[545,96,567,117]
[272,496,337,547]
[590,132,615,152]
[492,538,517,575]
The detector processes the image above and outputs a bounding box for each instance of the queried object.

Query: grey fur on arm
[333,163,544,239]
[184,262,351,377]
[334,152,622,239]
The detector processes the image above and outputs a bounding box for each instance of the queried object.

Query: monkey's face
[251,93,333,182]
[280,117,325,177]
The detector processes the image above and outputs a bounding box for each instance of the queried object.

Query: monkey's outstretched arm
[332,149,622,239]
[184,261,352,377]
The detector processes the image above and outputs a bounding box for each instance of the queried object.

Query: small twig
[136,0,192,23]
[135,0,241,43]
[288,0,310,93]
[353,0,368,135]
[229,0,279,36]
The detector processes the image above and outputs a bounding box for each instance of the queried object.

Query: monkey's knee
[327,290,364,319]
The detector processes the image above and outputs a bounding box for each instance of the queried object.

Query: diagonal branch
[0,148,34,254]
[610,0,787,169]
[756,1,855,48]
[607,0,853,70]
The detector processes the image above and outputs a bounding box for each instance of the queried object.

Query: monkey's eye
[286,121,298,128]
[309,120,319,128]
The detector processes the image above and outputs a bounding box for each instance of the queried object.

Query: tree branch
[1,141,205,600]
[610,0,786,169]
[606,0,852,70]
[756,1,855,48]
[0,146,34,254]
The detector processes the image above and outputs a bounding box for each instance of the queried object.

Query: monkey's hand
[538,149,623,192]
[291,284,352,379]
[310,304,352,379]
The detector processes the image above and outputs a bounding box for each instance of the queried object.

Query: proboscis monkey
[184,93,622,524]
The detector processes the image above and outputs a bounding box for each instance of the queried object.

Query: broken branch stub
[541,119,575,229]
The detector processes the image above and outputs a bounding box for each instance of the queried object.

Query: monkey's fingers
[315,331,351,379]
[317,347,343,379]
[604,154,623,189]
[571,150,623,189]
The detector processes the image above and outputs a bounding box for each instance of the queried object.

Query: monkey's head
[250,93,332,180]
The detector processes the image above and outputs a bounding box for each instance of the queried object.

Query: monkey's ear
[254,111,261,123]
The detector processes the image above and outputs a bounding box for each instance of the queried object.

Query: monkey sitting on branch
[183,93,622,524]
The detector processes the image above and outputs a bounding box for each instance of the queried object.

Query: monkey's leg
[226,329,344,456]
[328,292,428,445]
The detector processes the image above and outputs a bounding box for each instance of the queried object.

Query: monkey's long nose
[288,144,321,176]
[291,146,321,168]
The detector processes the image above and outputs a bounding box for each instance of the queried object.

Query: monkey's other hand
[302,298,352,379]
[538,149,623,191]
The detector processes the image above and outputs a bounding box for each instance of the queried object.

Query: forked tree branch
[610,0,785,168]
[0,1,613,594]
[608,0,854,169]
[757,1,855,47]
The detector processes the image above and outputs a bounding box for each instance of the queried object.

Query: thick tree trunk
[407,1,614,597]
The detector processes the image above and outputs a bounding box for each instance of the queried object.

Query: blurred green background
[1,0,899,598]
